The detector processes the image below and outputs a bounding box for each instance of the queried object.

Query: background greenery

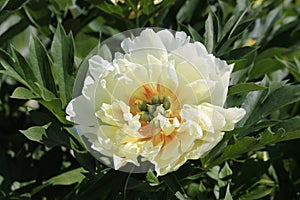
[0,0,300,199]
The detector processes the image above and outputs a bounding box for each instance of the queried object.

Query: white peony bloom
[66,28,246,176]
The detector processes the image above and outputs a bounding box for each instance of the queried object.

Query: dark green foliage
[0,0,300,199]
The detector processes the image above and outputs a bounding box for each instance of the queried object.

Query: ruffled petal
[156,30,190,51]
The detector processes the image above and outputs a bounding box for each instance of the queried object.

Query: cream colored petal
[82,75,95,101]
[223,107,246,131]
[90,126,119,157]
[171,42,233,106]
[140,140,162,159]
[88,55,115,80]
[186,133,224,159]
[95,100,130,126]
[156,29,189,52]
[121,29,168,63]
[180,104,216,133]
[92,66,119,111]
[175,83,198,106]
[146,54,162,83]
[150,119,203,176]
[157,139,181,162]
[66,95,98,130]
[159,59,179,91]
[173,58,204,84]
[197,103,246,132]
[90,125,140,169]
[112,58,149,103]
[176,121,203,151]
[181,103,246,134]
[121,29,166,53]
[156,114,175,136]
[186,79,216,104]
[206,57,233,106]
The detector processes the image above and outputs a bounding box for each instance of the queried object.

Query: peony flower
[66,28,246,176]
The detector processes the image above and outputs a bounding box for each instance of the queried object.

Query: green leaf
[204,11,215,54]
[11,87,40,99]
[96,2,125,18]
[146,170,160,186]
[0,0,9,12]
[2,0,29,11]
[23,0,52,35]
[227,7,248,39]
[0,19,29,47]
[44,167,86,186]
[228,82,267,96]
[176,0,198,24]
[202,116,300,168]
[31,167,86,195]
[35,82,56,101]
[38,98,71,125]
[187,25,203,42]
[224,185,233,200]
[239,185,274,200]
[276,57,300,82]
[237,76,269,127]
[9,46,43,93]
[29,33,56,94]
[51,23,76,107]
[19,123,50,143]
[245,85,300,126]
[231,159,270,196]
[140,0,155,15]
[224,46,258,60]
[219,162,233,179]
[260,80,287,103]
[256,47,300,61]
[250,58,285,79]
[0,48,23,82]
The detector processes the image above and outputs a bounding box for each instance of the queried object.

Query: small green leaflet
[228,82,267,96]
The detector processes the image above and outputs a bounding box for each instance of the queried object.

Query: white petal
[156,114,175,136]
[88,55,115,80]
[186,79,216,104]
[95,100,130,126]
[82,75,95,101]
[121,29,168,64]
[223,107,246,131]
[121,29,166,53]
[207,57,233,106]
[156,30,189,52]
[147,54,162,83]
[66,95,98,131]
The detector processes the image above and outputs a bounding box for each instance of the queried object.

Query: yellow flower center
[129,84,182,146]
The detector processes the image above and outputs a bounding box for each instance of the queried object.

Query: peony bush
[0,0,300,199]
[67,28,245,176]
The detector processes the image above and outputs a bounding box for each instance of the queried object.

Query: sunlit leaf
[20,123,51,143]
[146,170,160,186]
[11,87,40,99]
[44,167,86,186]
[224,185,233,200]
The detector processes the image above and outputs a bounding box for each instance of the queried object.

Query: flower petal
[156,29,190,51]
